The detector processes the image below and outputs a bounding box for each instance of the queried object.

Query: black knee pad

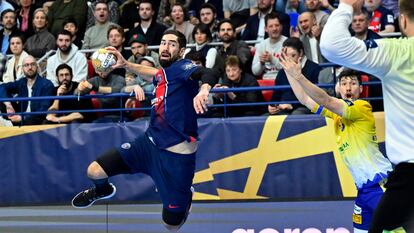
[95,148,132,177]
[162,208,187,226]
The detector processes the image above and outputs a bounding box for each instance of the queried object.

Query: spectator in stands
[351,10,383,112]
[242,0,290,40]
[212,55,264,117]
[24,8,56,59]
[82,1,117,51]
[304,0,330,28]
[3,34,30,83]
[381,0,399,18]
[126,33,160,79]
[86,0,119,29]
[351,9,382,40]
[198,3,221,42]
[167,3,195,44]
[118,0,140,32]
[185,51,206,67]
[123,56,156,94]
[0,55,54,125]
[76,64,126,122]
[223,0,257,31]
[275,0,306,14]
[45,64,94,124]
[107,25,131,77]
[188,0,224,20]
[268,37,320,115]
[295,12,325,63]
[47,0,87,37]
[47,30,88,87]
[0,9,18,55]
[16,0,35,39]
[0,0,14,16]
[252,12,287,80]
[213,19,252,76]
[184,24,217,69]
[365,0,395,33]
[126,0,167,46]
[63,17,82,49]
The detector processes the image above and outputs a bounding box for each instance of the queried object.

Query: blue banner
[0,114,386,205]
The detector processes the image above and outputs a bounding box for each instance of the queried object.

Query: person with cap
[124,56,156,94]
[126,33,160,72]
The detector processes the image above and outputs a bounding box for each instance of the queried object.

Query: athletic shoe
[71,183,116,208]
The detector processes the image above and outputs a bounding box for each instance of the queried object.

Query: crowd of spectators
[0,0,396,126]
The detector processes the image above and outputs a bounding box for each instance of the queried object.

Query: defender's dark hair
[337,69,362,85]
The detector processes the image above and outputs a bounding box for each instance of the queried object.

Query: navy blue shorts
[117,133,195,213]
[353,182,384,230]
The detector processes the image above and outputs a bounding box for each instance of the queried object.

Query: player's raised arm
[279,50,346,116]
[320,0,391,78]
[106,46,159,77]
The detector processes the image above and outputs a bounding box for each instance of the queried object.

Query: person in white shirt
[320,0,414,231]
[252,12,287,79]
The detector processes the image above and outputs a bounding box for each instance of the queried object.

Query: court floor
[0,201,353,233]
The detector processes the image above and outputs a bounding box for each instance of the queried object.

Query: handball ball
[91,48,117,73]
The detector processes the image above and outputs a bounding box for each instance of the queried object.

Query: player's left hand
[279,48,302,79]
[194,88,209,114]
[106,46,127,69]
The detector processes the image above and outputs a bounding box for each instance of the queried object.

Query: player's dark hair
[337,69,362,85]
[400,0,414,19]
[163,29,187,49]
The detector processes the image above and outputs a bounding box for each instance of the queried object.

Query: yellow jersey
[313,99,392,188]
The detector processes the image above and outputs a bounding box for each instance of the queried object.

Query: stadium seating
[257,79,275,102]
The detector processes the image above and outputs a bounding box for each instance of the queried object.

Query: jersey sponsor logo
[121,143,131,149]
[353,204,362,214]
[183,62,197,71]
[352,213,362,224]
[338,142,349,152]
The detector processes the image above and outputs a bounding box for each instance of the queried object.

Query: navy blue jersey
[369,6,394,33]
[146,59,200,149]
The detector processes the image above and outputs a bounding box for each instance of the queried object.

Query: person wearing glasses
[0,55,54,125]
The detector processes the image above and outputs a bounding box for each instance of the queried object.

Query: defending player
[71,30,215,231]
[278,48,393,233]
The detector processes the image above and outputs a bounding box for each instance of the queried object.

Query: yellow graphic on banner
[193,115,374,200]
[0,125,64,139]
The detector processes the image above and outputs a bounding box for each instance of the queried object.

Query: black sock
[93,178,112,195]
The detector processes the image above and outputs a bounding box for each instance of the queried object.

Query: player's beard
[159,55,178,68]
